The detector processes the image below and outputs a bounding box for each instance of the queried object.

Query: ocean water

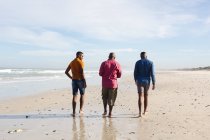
[0,68,100,100]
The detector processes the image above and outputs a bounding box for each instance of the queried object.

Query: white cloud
[86,48,136,55]
[112,48,136,52]
[0,0,204,41]
[20,50,73,56]
[179,49,210,56]
[0,26,92,50]
[179,49,197,53]
[206,17,210,25]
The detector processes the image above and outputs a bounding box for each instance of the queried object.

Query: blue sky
[0,0,210,70]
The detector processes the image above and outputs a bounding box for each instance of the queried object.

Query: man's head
[76,51,84,60]
[140,52,147,59]
[108,52,116,60]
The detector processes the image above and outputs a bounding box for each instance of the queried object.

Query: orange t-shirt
[69,58,84,80]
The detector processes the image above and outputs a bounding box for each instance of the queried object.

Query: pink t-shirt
[99,59,122,88]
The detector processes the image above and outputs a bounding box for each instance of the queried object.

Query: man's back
[134,58,155,85]
[70,58,84,80]
[99,59,121,88]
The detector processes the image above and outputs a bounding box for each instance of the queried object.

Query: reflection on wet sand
[102,117,117,140]
[72,117,86,140]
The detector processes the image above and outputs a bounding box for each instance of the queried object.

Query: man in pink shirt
[99,52,122,117]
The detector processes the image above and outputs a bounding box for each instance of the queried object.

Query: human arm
[150,62,155,90]
[134,62,138,83]
[65,64,72,79]
[80,62,87,88]
[117,63,122,78]
[82,70,87,88]
[99,62,104,77]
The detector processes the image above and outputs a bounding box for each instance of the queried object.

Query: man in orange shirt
[65,51,87,117]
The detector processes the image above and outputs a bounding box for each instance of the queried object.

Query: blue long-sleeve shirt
[134,58,155,85]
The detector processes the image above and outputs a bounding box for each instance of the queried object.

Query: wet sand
[0,71,210,140]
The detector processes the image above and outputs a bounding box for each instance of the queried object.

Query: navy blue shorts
[137,83,150,94]
[72,80,85,95]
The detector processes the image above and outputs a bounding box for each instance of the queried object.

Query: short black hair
[108,52,116,59]
[140,52,146,59]
[76,51,83,57]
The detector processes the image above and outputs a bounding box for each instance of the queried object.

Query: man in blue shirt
[134,52,155,117]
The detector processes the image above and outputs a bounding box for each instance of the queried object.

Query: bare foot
[79,110,84,115]
[108,113,112,118]
[138,112,142,117]
[143,111,148,115]
[102,112,107,116]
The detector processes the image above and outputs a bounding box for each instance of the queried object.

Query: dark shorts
[102,88,117,106]
[72,80,85,95]
[137,83,150,94]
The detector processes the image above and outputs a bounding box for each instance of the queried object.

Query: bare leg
[103,100,107,115]
[79,94,85,114]
[143,93,148,115]
[72,95,78,116]
[108,105,113,117]
[138,93,142,117]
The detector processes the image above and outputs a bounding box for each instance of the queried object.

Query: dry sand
[0,71,210,140]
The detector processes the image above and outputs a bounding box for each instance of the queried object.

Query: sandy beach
[0,71,210,140]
